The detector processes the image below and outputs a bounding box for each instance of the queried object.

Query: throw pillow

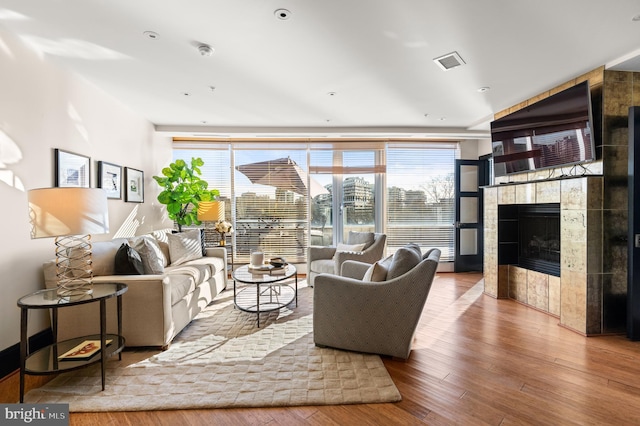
[114,243,144,275]
[128,235,165,274]
[150,230,172,266]
[336,242,366,253]
[386,243,422,280]
[167,228,203,266]
[332,242,366,260]
[346,231,375,249]
[362,261,388,282]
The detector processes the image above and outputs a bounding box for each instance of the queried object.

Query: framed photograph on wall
[98,161,122,199]
[55,149,90,188]
[125,167,144,203]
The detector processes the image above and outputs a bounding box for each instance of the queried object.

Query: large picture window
[386,144,457,262]
[173,140,458,264]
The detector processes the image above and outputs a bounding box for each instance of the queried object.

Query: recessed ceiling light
[477,87,491,93]
[439,117,446,121]
[275,9,291,20]
[327,92,336,96]
[201,120,207,124]
[209,86,216,92]
[143,31,159,40]
[633,14,640,21]
[182,92,191,97]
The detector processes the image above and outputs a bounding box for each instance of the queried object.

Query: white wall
[0,25,173,352]
[459,138,492,159]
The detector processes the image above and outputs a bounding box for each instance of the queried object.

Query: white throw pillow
[362,261,388,282]
[167,229,203,266]
[129,235,165,274]
[332,242,366,260]
[336,242,366,253]
[150,229,173,266]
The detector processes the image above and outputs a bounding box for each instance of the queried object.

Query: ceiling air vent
[433,51,466,71]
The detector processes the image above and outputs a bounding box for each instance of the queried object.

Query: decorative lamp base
[55,234,94,298]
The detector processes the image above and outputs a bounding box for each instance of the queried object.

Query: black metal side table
[17,283,128,403]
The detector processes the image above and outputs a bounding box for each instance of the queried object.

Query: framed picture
[125,167,144,203]
[98,161,122,199]
[55,149,90,188]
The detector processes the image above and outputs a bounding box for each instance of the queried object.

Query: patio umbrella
[236,157,329,197]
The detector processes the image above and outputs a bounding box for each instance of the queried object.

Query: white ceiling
[1,0,639,139]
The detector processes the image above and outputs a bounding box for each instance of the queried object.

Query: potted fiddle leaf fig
[153,157,220,231]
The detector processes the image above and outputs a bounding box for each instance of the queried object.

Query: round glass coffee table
[232,264,297,327]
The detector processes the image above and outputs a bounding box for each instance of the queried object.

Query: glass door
[454,159,488,272]
[310,149,380,245]
[341,174,375,240]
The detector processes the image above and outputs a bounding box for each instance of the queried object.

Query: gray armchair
[307,232,386,287]
[313,246,441,359]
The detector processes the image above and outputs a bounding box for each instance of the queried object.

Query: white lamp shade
[197,200,225,222]
[28,187,110,238]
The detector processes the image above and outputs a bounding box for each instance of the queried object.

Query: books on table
[58,339,113,361]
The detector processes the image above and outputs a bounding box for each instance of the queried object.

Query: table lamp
[28,187,110,298]
[197,200,225,222]
[197,201,225,245]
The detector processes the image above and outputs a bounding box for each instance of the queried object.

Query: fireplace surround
[483,68,636,336]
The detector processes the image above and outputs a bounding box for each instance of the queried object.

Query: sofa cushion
[362,261,388,282]
[385,243,422,280]
[165,273,197,306]
[114,243,144,275]
[167,229,203,266]
[129,235,165,274]
[347,231,375,249]
[165,263,212,285]
[310,259,336,275]
[181,255,225,276]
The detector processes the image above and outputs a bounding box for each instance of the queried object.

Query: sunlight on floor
[412,279,485,349]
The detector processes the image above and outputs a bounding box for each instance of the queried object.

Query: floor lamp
[28,187,110,298]
[197,201,225,245]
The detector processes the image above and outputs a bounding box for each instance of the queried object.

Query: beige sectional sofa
[43,229,228,349]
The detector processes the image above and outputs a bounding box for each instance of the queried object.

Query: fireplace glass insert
[518,204,560,276]
[497,203,560,276]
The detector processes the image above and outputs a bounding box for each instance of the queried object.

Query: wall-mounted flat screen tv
[490,81,595,177]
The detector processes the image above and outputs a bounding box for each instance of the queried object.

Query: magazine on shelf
[58,339,113,361]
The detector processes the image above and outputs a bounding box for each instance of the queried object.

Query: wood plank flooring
[7,272,640,425]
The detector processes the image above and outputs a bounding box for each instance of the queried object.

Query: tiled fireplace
[483,176,617,335]
[482,67,639,336]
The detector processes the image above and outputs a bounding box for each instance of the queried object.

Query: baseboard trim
[0,328,53,380]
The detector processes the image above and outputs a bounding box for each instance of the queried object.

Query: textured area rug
[25,283,401,411]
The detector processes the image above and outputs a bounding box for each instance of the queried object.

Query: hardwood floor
[8,272,640,425]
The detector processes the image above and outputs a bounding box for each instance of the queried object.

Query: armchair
[313,246,441,359]
[307,231,386,286]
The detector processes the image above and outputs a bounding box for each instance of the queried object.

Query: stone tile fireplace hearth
[484,176,627,336]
